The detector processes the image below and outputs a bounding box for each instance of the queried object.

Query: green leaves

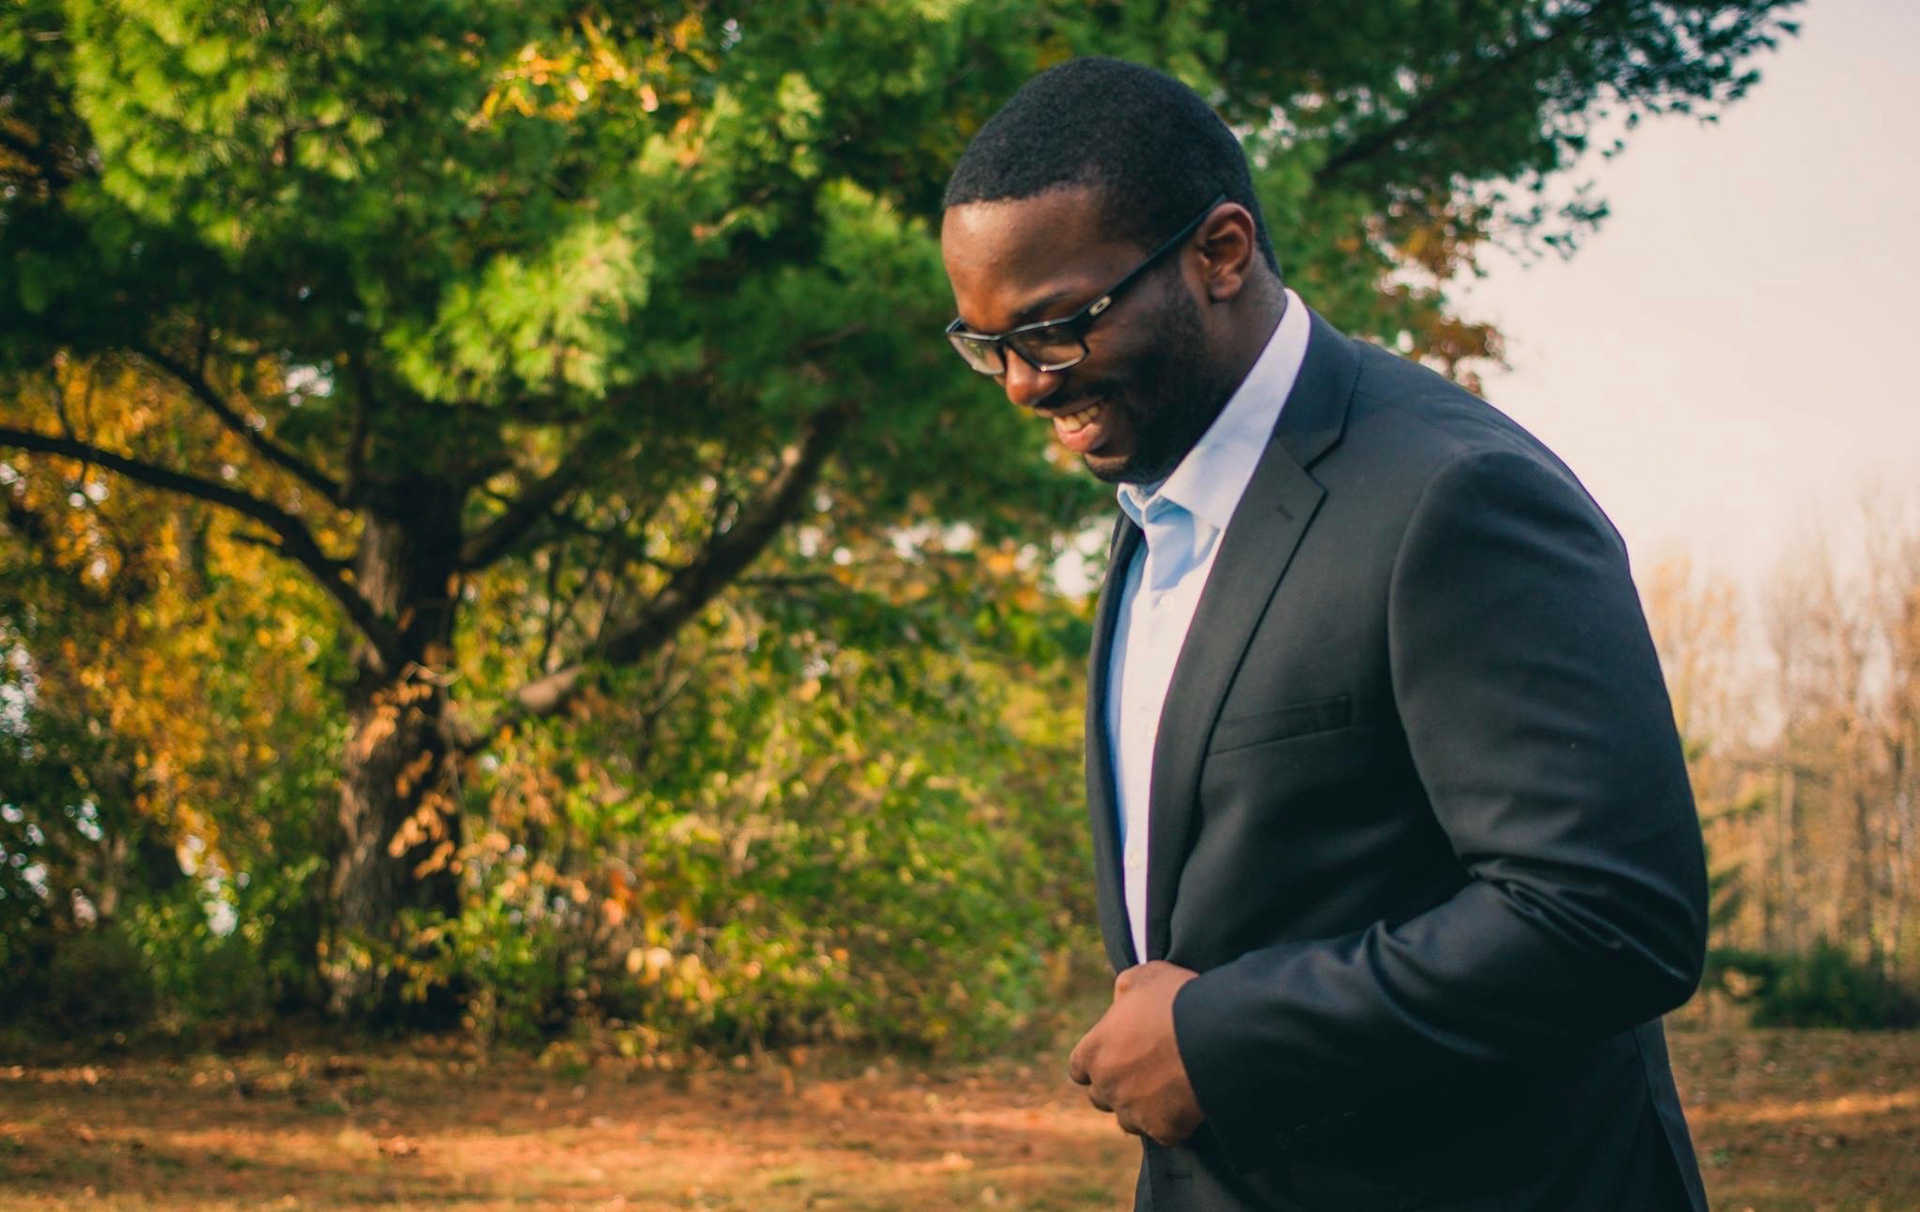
[391,215,656,402]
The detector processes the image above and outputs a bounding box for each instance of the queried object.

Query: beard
[1076,283,1233,486]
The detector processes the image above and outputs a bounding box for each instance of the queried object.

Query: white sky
[1455,0,1920,594]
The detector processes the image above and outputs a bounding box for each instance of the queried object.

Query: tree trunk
[1893,720,1915,978]
[323,478,467,1019]
[1853,780,1879,968]
[1777,763,1798,953]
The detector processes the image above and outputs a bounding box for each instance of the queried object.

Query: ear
[1192,202,1259,304]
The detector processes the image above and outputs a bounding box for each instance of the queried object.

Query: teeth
[1054,401,1103,433]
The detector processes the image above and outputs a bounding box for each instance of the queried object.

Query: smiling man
[938,58,1712,1212]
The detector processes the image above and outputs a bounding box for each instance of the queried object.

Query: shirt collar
[1116,287,1311,535]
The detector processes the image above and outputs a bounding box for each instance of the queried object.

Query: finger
[1085,1071,1115,1113]
[1086,1079,1116,1113]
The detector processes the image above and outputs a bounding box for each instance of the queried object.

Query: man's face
[941,186,1230,485]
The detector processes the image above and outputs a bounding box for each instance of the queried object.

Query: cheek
[1085,339,1162,402]
[1111,350,1189,415]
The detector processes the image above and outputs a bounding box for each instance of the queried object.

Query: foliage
[387,537,1097,1053]
[0,359,346,1029]
[1707,942,1920,1031]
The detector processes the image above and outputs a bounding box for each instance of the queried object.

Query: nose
[1001,348,1065,412]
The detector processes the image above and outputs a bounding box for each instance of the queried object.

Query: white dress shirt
[1105,288,1310,963]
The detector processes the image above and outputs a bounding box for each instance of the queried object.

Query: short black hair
[943,56,1279,276]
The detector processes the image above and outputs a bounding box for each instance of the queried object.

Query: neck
[1216,276,1288,393]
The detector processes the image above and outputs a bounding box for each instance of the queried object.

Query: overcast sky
[1455,0,1919,594]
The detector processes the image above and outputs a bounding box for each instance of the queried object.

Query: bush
[1706,941,1920,1030]
[122,892,272,1031]
[416,609,1102,1057]
[38,925,156,1034]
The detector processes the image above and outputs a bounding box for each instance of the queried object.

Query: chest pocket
[1208,693,1352,755]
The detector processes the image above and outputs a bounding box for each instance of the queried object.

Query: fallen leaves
[0,1025,1911,1210]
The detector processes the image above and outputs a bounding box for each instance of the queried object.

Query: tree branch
[0,424,400,665]
[459,430,644,571]
[449,406,851,752]
[228,528,349,573]
[137,345,348,508]
[740,572,839,593]
[1314,0,1632,186]
[537,543,567,674]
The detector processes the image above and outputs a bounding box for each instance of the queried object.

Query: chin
[1081,445,1145,485]
[1086,460,1149,486]
[1092,440,1188,486]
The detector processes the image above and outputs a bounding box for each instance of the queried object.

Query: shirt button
[1153,593,1169,609]
[1125,850,1144,870]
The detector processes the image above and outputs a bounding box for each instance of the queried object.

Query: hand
[1067,960,1205,1145]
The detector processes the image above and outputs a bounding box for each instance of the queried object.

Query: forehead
[940,185,1138,330]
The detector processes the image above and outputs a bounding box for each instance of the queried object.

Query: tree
[0,357,344,1020]
[1859,496,1920,976]
[1756,505,1920,978]
[1644,554,1761,949]
[1,0,1801,1017]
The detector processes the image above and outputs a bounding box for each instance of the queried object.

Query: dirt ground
[2,1018,1916,1211]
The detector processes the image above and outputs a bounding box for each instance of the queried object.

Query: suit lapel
[1086,514,1143,971]
[1141,309,1362,961]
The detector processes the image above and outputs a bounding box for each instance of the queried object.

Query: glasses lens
[948,331,1004,375]
[1008,324,1087,372]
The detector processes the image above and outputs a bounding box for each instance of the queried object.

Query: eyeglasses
[945,193,1227,376]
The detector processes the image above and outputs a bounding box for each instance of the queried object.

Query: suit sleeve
[1169,444,1709,1172]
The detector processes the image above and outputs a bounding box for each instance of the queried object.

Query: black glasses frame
[945,193,1228,376]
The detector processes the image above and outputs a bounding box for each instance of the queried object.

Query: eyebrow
[953,284,1087,336]
[1007,288,1077,328]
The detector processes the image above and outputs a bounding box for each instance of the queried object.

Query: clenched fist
[1067,960,1205,1145]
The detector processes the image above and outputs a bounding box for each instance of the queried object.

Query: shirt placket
[1123,497,1198,957]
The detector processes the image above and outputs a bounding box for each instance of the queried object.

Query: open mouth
[1050,398,1112,453]
[1053,399,1104,434]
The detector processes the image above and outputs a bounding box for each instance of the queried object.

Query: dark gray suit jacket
[1086,309,1711,1212]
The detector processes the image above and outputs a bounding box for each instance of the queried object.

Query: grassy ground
[2,1013,1916,1211]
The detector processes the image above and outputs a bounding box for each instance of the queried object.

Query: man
[938,58,1712,1212]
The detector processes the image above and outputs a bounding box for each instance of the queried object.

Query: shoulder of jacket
[1342,345,1564,481]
